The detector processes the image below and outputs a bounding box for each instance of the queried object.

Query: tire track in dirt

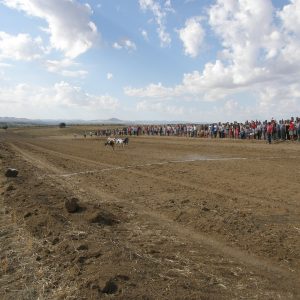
[8,141,300,288]
[10,140,299,210]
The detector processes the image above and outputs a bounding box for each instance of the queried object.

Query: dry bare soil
[0,126,299,299]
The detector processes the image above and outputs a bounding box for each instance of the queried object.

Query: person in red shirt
[289,119,295,141]
[267,122,273,144]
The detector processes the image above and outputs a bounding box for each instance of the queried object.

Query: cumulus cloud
[0,81,119,116]
[126,0,300,120]
[278,0,300,35]
[0,31,45,61]
[139,0,172,47]
[137,100,185,116]
[124,82,174,99]
[177,16,205,57]
[2,0,98,58]
[113,39,137,51]
[51,82,119,108]
[45,59,88,78]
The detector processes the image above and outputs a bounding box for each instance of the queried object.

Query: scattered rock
[24,212,32,218]
[181,199,190,204]
[52,237,60,245]
[202,206,210,212]
[77,256,86,264]
[77,244,89,251]
[65,197,80,213]
[89,282,100,290]
[6,184,15,191]
[5,168,18,178]
[148,249,160,254]
[102,279,118,294]
[88,211,118,226]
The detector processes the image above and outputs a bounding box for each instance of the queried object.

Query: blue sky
[0,0,299,122]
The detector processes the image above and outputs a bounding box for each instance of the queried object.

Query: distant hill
[107,118,122,123]
[0,116,133,126]
[0,116,196,126]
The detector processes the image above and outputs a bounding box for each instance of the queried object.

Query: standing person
[280,120,286,141]
[296,117,300,142]
[256,121,262,140]
[289,118,295,141]
[267,122,273,144]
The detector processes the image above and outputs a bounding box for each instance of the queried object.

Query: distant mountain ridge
[0,116,127,125]
[0,116,194,125]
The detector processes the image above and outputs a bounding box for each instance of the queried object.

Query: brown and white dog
[105,138,115,150]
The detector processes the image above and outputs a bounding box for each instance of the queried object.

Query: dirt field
[0,126,299,299]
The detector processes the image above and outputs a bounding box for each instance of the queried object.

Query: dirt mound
[64,197,80,213]
[87,210,119,226]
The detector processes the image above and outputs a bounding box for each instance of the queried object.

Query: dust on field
[0,127,299,299]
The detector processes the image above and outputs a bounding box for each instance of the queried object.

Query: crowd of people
[89,117,300,143]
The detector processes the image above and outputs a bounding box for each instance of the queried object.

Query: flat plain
[0,126,299,299]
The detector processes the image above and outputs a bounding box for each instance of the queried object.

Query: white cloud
[137,100,184,116]
[112,42,122,50]
[127,0,300,120]
[113,39,137,51]
[107,73,113,80]
[0,82,119,115]
[164,0,175,13]
[0,63,12,68]
[2,0,98,58]
[140,29,149,41]
[124,82,174,99]
[178,16,205,57]
[0,31,45,61]
[139,0,172,47]
[45,59,88,78]
[278,0,300,35]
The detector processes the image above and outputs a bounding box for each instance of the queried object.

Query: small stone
[65,197,80,213]
[5,168,18,178]
[6,184,15,191]
[77,244,89,251]
[24,212,32,218]
[52,237,59,245]
[88,211,118,226]
[102,279,118,294]
[77,256,86,264]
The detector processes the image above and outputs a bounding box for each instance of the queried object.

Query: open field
[0,127,300,299]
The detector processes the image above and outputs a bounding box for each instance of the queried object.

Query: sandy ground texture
[0,126,299,299]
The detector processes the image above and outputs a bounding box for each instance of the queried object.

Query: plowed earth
[0,127,299,299]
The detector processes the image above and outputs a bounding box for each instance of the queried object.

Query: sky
[0,0,300,122]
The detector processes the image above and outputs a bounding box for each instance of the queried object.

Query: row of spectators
[91,117,300,142]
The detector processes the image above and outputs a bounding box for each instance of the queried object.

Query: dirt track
[0,127,300,299]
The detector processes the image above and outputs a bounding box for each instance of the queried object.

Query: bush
[59,122,66,128]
